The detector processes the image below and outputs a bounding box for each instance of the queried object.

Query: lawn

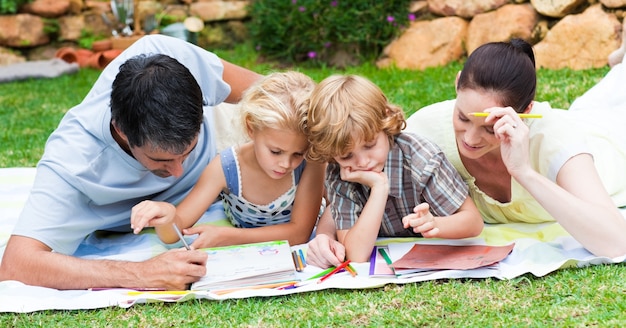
[1,43,625,327]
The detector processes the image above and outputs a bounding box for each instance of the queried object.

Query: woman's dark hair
[110,54,204,154]
[457,38,536,112]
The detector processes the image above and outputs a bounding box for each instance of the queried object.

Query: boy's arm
[404,198,483,239]
[336,170,390,262]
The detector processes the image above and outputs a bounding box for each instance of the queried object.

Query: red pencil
[317,259,351,284]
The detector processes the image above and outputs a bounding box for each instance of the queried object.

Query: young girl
[130,71,326,248]
[305,74,483,262]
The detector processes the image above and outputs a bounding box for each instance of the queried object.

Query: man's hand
[141,248,208,290]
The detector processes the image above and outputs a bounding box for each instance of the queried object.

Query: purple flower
[387,15,394,23]
[331,0,337,6]
[292,0,297,4]
[255,45,261,51]
[299,6,306,12]
[408,13,416,21]
[324,42,332,48]
[308,51,317,59]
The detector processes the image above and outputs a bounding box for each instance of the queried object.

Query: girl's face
[333,131,389,173]
[251,127,308,179]
[453,88,502,159]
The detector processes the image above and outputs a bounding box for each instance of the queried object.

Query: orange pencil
[345,264,357,277]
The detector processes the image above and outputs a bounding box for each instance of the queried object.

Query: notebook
[190,240,298,291]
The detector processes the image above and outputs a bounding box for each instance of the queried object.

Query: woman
[307,38,626,268]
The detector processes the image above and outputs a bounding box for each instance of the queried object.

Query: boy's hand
[402,203,440,237]
[339,166,388,190]
[306,234,346,269]
[130,200,176,234]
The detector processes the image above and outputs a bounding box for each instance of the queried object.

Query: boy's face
[333,131,389,174]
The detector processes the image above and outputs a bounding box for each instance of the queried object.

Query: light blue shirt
[12,35,231,255]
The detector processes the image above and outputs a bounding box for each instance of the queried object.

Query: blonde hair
[240,71,315,137]
[305,74,406,162]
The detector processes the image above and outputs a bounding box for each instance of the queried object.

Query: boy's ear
[454,71,461,92]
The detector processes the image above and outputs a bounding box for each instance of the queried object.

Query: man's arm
[0,235,208,290]
[220,59,263,103]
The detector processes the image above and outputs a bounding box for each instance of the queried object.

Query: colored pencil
[292,250,303,272]
[127,290,191,295]
[318,259,351,283]
[171,223,190,250]
[469,112,542,118]
[345,264,358,277]
[298,249,307,267]
[89,287,166,291]
[306,266,336,280]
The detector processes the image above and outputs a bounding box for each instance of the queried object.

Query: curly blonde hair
[305,74,406,163]
[240,71,314,137]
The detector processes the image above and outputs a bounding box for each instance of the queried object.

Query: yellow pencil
[127,290,192,296]
[469,112,543,118]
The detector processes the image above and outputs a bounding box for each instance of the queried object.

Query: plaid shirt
[326,133,468,237]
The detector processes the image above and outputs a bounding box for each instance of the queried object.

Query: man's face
[128,139,198,178]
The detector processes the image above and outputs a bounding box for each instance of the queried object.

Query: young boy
[305,74,483,262]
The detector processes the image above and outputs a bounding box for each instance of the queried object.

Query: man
[0,35,261,290]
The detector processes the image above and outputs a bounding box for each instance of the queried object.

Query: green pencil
[378,247,397,275]
[306,266,336,280]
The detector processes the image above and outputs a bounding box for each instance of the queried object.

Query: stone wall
[378,0,626,70]
[1,0,625,70]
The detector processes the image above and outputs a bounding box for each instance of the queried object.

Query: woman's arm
[516,154,626,257]
[490,107,626,258]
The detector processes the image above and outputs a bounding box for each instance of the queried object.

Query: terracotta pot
[92,39,112,52]
[101,49,123,67]
[55,47,77,63]
[86,52,106,70]
[75,49,94,68]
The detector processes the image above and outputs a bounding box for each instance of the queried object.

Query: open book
[190,240,298,291]
[370,242,515,278]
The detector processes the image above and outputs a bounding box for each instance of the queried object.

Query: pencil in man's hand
[172,223,191,250]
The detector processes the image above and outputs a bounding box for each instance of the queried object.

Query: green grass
[1,43,624,326]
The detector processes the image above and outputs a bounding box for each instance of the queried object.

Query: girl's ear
[455,71,461,92]
[244,119,255,139]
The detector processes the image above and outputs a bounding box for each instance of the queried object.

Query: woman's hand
[484,107,532,178]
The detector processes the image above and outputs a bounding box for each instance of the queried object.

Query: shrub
[248,0,413,67]
[0,0,30,14]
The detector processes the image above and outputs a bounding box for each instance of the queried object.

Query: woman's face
[452,88,503,159]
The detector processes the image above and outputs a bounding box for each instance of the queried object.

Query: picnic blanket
[0,59,79,83]
[1,167,624,313]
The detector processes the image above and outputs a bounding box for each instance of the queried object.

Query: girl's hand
[185,225,232,249]
[130,200,176,234]
[402,203,440,237]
